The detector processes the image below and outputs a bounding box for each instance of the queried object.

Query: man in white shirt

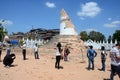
[34,43,39,59]
[21,42,27,60]
[110,43,120,80]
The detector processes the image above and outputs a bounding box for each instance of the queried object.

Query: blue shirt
[87,49,97,60]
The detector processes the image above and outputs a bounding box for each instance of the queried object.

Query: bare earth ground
[0,48,119,80]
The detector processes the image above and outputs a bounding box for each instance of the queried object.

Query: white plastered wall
[60,22,77,35]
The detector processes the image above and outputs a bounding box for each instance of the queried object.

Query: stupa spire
[60,8,78,35]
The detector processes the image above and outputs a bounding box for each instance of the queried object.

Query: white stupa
[41,9,85,54]
[60,9,78,35]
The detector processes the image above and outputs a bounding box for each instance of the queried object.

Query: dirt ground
[0,48,119,80]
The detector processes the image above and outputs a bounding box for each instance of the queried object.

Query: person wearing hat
[110,43,120,80]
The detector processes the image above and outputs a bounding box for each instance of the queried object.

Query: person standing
[87,45,97,70]
[100,46,107,71]
[6,42,11,56]
[64,45,70,61]
[110,43,120,80]
[21,42,27,60]
[0,42,3,62]
[55,42,62,69]
[34,43,39,59]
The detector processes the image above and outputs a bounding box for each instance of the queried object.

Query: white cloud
[45,2,56,8]
[108,18,112,21]
[0,19,13,26]
[104,20,120,28]
[77,2,101,18]
[80,17,85,20]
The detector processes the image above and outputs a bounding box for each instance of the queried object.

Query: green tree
[79,31,88,41]
[0,23,7,41]
[88,31,106,42]
[88,31,97,41]
[108,35,112,43]
[80,30,106,42]
[112,30,120,43]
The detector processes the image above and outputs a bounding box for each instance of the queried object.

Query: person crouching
[3,54,16,67]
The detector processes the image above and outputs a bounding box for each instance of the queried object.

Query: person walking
[110,43,120,80]
[55,42,62,69]
[34,43,39,59]
[100,46,107,71]
[87,45,97,70]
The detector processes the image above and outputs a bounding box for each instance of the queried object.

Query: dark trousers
[0,50,2,61]
[88,58,94,70]
[0,50,1,55]
[101,59,106,71]
[7,49,10,55]
[110,64,120,80]
[22,49,26,60]
[34,51,39,59]
[55,56,61,69]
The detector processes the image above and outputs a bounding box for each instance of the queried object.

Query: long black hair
[57,42,62,53]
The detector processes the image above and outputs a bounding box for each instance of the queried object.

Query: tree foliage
[79,31,88,41]
[0,23,7,41]
[88,31,105,42]
[112,30,120,43]
[79,30,106,42]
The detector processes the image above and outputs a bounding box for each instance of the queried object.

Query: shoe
[101,68,105,71]
[55,66,57,68]
[92,68,94,70]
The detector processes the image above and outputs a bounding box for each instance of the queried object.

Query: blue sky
[0,0,120,38]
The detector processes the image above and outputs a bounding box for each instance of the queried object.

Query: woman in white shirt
[55,42,62,69]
